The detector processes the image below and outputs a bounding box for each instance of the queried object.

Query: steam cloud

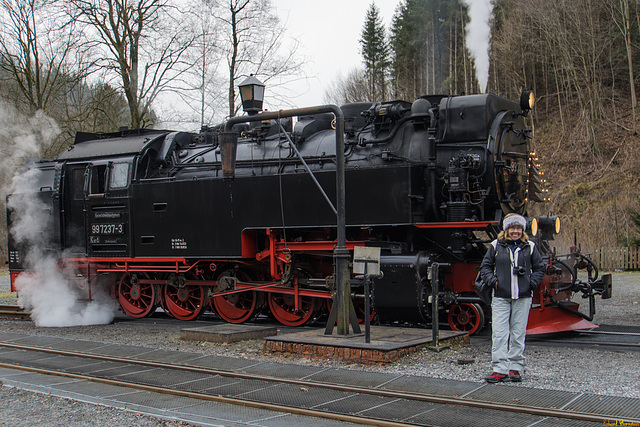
[462,0,493,93]
[2,101,118,327]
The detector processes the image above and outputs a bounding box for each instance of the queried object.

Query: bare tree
[0,0,87,157]
[492,0,614,157]
[215,0,306,118]
[0,0,79,113]
[67,0,196,129]
[324,68,371,105]
[165,1,226,128]
[609,0,637,135]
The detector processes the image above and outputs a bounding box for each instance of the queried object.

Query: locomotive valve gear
[215,276,237,293]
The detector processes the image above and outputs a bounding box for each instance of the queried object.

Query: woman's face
[508,225,523,240]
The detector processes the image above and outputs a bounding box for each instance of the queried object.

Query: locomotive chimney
[219,131,238,181]
[218,74,265,181]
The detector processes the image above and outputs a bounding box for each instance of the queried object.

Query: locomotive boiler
[6,86,612,334]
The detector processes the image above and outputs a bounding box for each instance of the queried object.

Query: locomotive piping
[550,296,595,322]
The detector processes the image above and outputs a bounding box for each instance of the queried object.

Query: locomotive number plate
[91,223,124,235]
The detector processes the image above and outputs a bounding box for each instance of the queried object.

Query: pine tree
[390,0,476,99]
[360,3,391,101]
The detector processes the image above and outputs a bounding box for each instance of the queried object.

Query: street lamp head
[239,74,265,115]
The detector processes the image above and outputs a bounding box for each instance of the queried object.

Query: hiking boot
[509,370,522,382]
[485,372,508,383]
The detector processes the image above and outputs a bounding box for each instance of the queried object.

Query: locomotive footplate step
[181,324,278,344]
[264,326,468,364]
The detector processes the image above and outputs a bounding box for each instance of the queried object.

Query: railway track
[2,302,639,350]
[0,304,29,319]
[526,325,640,350]
[0,340,633,426]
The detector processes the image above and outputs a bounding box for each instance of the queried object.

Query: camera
[513,266,526,276]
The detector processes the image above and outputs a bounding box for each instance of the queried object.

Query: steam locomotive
[6,88,611,334]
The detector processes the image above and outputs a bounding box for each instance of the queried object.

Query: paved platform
[181,324,278,343]
[264,326,469,364]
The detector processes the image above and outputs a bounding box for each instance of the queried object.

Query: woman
[480,213,545,383]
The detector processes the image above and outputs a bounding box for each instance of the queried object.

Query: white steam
[2,101,118,327]
[462,0,493,93]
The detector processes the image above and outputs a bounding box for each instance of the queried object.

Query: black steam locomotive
[7,88,611,334]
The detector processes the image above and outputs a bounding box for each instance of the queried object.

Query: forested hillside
[489,0,640,250]
[349,0,640,251]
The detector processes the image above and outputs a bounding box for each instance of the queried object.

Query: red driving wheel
[448,303,485,335]
[117,273,157,318]
[268,293,317,326]
[163,279,207,321]
[211,269,260,323]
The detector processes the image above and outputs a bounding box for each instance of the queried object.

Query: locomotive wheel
[354,298,376,325]
[448,303,485,335]
[163,283,207,321]
[213,291,259,323]
[117,273,157,318]
[211,269,260,323]
[268,293,317,327]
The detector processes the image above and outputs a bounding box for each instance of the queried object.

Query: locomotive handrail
[277,122,337,215]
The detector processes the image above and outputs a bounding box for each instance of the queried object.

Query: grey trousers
[491,296,532,374]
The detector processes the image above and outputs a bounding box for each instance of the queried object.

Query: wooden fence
[590,247,640,271]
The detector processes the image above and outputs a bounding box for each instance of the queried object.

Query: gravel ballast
[0,270,638,425]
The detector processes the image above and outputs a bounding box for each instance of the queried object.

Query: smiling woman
[480,213,545,383]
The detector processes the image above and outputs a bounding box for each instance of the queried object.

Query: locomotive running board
[414,221,499,229]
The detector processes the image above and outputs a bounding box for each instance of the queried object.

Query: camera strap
[509,247,521,300]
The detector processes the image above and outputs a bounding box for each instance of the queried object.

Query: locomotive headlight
[520,90,535,111]
[538,216,561,235]
[527,217,538,237]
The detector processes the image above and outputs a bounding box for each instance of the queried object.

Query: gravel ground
[0,270,639,425]
[0,387,198,427]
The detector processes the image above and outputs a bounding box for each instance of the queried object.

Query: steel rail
[532,339,640,348]
[0,304,29,319]
[576,329,640,337]
[0,341,632,424]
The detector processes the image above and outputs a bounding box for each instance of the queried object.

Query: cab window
[89,165,107,195]
[110,162,130,189]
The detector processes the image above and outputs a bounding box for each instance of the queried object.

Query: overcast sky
[271,0,400,108]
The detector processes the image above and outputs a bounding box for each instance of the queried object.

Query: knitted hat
[503,214,526,230]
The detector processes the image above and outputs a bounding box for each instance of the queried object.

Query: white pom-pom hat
[503,214,526,230]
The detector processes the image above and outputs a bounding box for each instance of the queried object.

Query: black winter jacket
[480,238,545,299]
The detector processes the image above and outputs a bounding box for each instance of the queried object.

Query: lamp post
[238,74,265,115]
